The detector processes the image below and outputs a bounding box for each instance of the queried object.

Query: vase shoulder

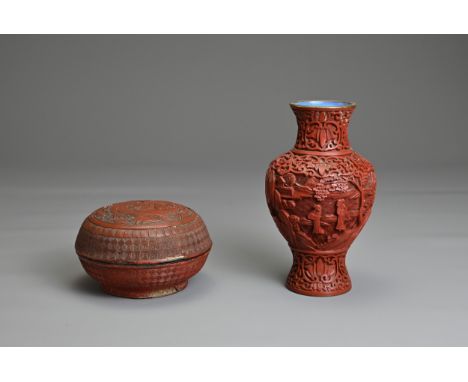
[268,149,375,182]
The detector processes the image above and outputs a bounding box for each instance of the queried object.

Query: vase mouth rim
[290,100,356,109]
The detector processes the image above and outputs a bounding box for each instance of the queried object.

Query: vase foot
[286,282,351,297]
[286,250,352,297]
[100,281,188,299]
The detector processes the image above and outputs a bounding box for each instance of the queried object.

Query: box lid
[75,200,212,265]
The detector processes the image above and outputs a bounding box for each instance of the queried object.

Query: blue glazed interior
[293,100,352,107]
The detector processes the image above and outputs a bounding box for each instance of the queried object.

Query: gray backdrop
[1,35,467,346]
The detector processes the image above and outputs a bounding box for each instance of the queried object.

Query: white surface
[0,167,467,345]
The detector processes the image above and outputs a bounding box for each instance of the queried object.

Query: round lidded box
[75,200,212,298]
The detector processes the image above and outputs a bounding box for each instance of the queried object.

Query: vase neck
[291,105,355,153]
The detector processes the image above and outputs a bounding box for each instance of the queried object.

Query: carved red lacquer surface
[75,200,212,298]
[265,102,376,296]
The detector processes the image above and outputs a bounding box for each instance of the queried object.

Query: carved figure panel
[266,150,376,255]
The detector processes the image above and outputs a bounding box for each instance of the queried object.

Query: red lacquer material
[75,200,212,298]
[265,101,376,296]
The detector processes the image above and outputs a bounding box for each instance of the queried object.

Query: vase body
[265,101,376,296]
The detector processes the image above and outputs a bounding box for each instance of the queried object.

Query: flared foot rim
[286,283,352,297]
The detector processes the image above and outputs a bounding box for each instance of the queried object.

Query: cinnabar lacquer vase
[265,100,376,296]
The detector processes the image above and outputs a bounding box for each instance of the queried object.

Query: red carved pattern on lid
[90,200,196,229]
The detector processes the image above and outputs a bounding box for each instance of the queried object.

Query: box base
[101,281,188,299]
